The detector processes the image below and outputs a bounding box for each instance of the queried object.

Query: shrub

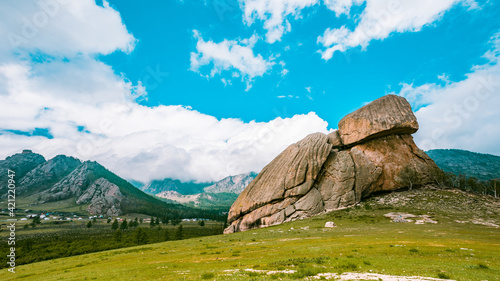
[477,263,489,269]
[201,272,215,279]
[437,272,450,279]
[292,266,321,278]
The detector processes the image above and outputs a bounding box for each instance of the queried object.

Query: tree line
[397,165,499,197]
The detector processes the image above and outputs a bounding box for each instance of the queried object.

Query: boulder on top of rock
[224,95,438,234]
[338,95,418,146]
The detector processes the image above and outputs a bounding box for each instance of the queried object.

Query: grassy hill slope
[3,186,499,281]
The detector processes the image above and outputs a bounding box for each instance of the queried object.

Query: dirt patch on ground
[312,272,455,280]
[227,269,455,280]
[384,212,438,224]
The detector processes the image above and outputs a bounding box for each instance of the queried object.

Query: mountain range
[136,172,257,208]
[2,146,497,218]
[0,150,221,219]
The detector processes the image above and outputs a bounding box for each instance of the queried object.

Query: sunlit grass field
[2,187,499,281]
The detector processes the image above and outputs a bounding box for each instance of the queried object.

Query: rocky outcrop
[338,95,418,146]
[18,155,81,194]
[227,133,332,232]
[0,150,46,196]
[225,95,438,234]
[76,178,124,216]
[203,172,257,194]
[39,161,99,202]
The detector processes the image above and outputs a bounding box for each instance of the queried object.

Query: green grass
[1,187,499,280]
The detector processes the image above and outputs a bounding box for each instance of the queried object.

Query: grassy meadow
[1,187,499,280]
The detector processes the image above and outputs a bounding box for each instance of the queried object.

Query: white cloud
[239,0,319,43]
[1,0,135,56]
[0,2,331,184]
[323,0,364,17]
[0,62,330,182]
[397,32,500,156]
[318,0,474,60]
[190,31,274,90]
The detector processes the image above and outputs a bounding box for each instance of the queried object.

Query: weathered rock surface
[203,172,257,194]
[0,150,46,196]
[40,161,100,202]
[76,178,124,216]
[18,155,81,194]
[225,95,438,234]
[338,95,418,146]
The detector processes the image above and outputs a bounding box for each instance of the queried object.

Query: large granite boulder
[225,95,438,234]
[338,95,418,146]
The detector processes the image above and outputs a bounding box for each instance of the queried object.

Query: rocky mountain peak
[0,150,46,195]
[203,172,257,194]
[225,95,438,234]
[17,155,82,194]
[0,150,46,177]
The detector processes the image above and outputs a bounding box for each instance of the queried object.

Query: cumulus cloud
[323,0,364,17]
[1,0,135,56]
[239,0,319,43]
[190,30,274,90]
[0,1,331,183]
[397,32,500,156]
[318,0,474,60]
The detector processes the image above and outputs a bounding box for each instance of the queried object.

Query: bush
[396,165,421,190]
[201,272,215,279]
[292,266,321,278]
[437,272,450,279]
[476,263,489,269]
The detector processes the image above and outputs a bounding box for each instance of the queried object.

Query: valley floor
[1,187,499,281]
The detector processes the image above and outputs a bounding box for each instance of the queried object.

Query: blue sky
[0,0,499,183]
[101,0,499,123]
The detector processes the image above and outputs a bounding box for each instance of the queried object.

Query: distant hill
[203,172,257,194]
[427,149,500,181]
[141,172,257,208]
[0,150,222,220]
[142,178,211,195]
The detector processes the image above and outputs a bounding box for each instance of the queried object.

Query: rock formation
[76,178,124,216]
[225,95,438,234]
[0,150,46,196]
[18,155,81,194]
[203,172,257,194]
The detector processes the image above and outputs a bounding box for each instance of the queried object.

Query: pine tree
[86,221,92,228]
[175,224,183,240]
[134,227,148,244]
[107,218,111,223]
[113,229,122,242]
[163,228,170,241]
[112,219,119,230]
[150,217,155,228]
[155,217,160,225]
[120,219,128,230]
[32,216,41,225]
